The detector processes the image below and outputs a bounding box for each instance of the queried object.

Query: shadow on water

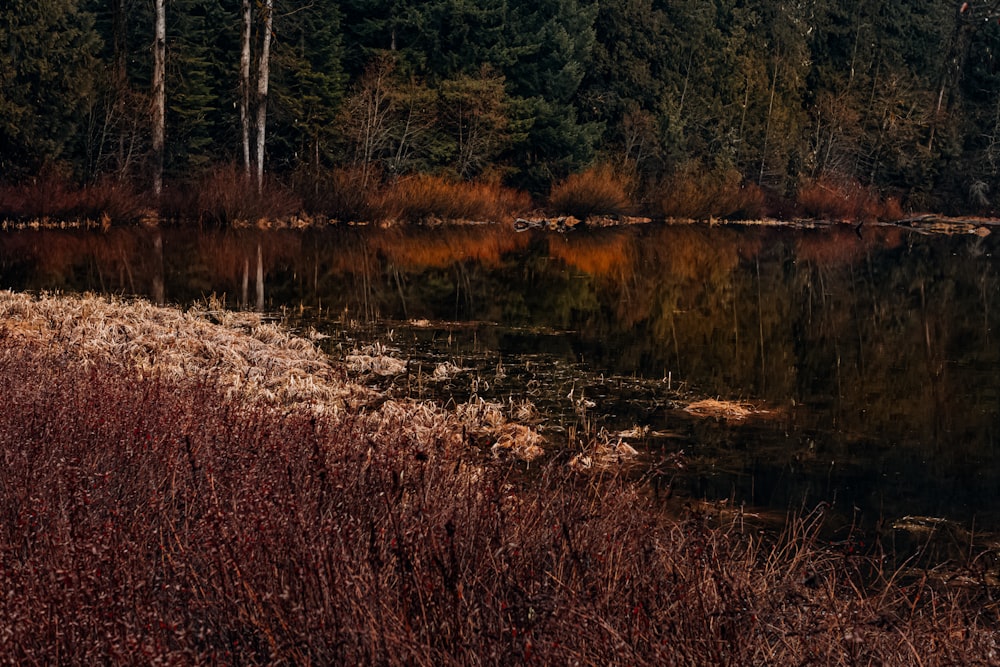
[2,222,1000,535]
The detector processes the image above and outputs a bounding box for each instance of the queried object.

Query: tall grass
[0,293,997,664]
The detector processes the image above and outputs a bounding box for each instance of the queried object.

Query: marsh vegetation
[2,292,999,664]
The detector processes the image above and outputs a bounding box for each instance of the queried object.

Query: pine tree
[0,0,101,180]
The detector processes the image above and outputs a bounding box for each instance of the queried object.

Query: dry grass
[1,292,998,664]
[0,291,369,413]
[684,398,765,423]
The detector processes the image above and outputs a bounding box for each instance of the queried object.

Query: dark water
[2,222,999,531]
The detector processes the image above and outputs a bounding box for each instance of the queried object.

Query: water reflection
[1,223,998,528]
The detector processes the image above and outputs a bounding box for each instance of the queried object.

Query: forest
[3,0,1000,222]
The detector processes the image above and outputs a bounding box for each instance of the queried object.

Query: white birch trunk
[254,0,273,192]
[240,0,251,178]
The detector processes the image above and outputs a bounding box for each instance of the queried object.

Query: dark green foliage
[0,0,101,180]
[269,2,346,172]
[9,0,1000,213]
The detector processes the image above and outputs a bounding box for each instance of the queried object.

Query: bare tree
[254,0,273,192]
[152,0,165,197]
[240,0,251,178]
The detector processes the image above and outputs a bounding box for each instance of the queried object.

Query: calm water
[2,222,999,531]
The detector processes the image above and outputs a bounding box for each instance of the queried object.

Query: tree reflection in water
[1,222,998,529]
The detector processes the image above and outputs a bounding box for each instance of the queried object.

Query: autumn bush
[289,166,385,223]
[547,164,633,219]
[380,173,531,224]
[1,328,998,664]
[797,177,904,223]
[654,167,767,221]
[177,164,302,227]
[0,172,145,225]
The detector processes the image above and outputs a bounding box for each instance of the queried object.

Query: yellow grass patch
[684,398,765,422]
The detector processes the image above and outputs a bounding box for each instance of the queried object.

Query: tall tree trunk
[112,0,128,85]
[254,0,273,192]
[152,0,166,198]
[240,0,251,178]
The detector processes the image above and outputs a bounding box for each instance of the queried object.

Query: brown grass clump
[684,398,763,422]
[655,167,767,221]
[1,292,998,664]
[380,174,531,224]
[797,177,904,223]
[0,291,370,413]
[547,164,633,220]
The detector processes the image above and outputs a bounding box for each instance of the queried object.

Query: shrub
[380,173,530,224]
[79,177,146,225]
[547,164,633,219]
[654,167,766,221]
[797,177,903,223]
[0,297,997,664]
[289,166,384,223]
[191,164,302,227]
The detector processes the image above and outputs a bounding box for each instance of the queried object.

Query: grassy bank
[0,166,907,229]
[0,292,997,664]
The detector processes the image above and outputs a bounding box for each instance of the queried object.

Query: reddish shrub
[654,167,766,221]
[289,166,382,222]
[190,164,301,227]
[547,165,633,219]
[797,178,902,223]
[380,174,530,223]
[0,340,996,664]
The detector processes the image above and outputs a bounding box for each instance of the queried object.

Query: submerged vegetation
[1,291,998,664]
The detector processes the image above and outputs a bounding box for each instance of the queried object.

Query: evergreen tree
[501,0,601,193]
[0,0,101,180]
[269,1,346,172]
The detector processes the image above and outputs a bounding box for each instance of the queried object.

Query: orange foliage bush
[380,174,530,224]
[547,165,633,219]
[654,168,766,221]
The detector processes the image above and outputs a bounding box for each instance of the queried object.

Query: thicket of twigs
[0,293,997,665]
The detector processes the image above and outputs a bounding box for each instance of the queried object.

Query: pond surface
[2,222,999,532]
